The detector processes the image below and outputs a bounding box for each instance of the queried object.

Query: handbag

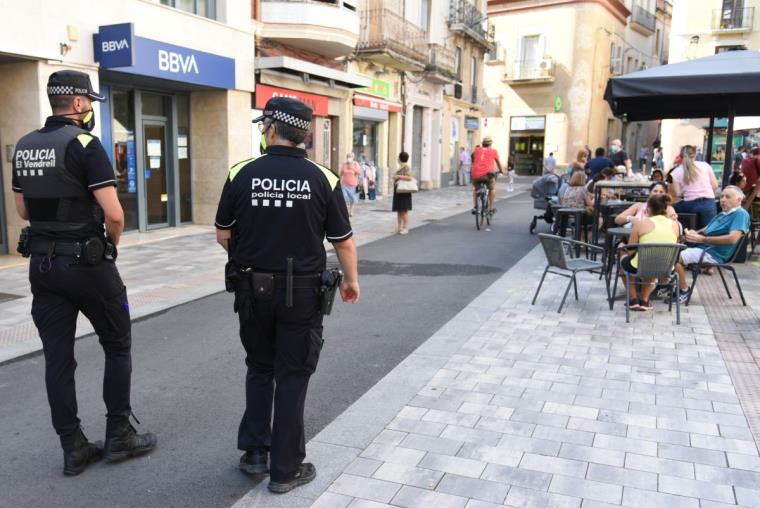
[396,178,418,194]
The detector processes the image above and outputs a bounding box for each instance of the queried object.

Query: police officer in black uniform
[215,97,360,494]
[12,70,156,476]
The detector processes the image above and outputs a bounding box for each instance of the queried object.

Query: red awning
[353,93,402,113]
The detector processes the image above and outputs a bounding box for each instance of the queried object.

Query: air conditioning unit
[539,57,554,76]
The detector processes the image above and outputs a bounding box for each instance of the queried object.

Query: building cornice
[488,0,631,24]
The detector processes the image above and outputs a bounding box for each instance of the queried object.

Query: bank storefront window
[177,95,192,222]
[111,88,139,231]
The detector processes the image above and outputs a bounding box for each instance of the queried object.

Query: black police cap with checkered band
[252,97,312,131]
[47,70,106,102]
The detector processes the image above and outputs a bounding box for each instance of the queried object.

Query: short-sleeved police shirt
[215,145,352,273]
[12,116,116,240]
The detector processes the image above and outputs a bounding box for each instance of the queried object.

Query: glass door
[143,121,169,227]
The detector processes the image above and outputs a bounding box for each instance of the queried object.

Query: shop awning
[353,93,402,112]
[255,56,371,89]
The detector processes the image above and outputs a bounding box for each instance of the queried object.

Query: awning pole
[723,105,735,187]
[705,117,715,164]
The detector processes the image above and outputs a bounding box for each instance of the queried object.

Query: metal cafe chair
[532,234,606,313]
[609,243,686,324]
[685,232,748,307]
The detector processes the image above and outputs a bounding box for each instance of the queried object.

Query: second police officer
[12,70,156,476]
[215,97,360,493]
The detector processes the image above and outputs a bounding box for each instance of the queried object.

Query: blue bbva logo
[101,39,130,53]
[158,49,199,75]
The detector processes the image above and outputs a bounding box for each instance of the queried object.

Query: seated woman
[650,169,664,182]
[728,171,759,211]
[619,194,680,311]
[561,171,594,239]
[615,182,678,228]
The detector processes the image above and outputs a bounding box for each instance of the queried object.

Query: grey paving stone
[422,409,480,428]
[458,402,513,420]
[504,486,582,508]
[464,500,504,508]
[481,463,552,491]
[440,425,501,446]
[621,486,699,508]
[328,474,402,504]
[735,487,760,508]
[624,453,694,479]
[548,475,622,505]
[418,452,487,479]
[360,443,426,466]
[511,408,569,428]
[659,443,727,467]
[694,463,760,489]
[371,463,443,490]
[690,433,759,455]
[658,474,735,504]
[475,416,534,437]
[728,452,760,472]
[312,492,354,508]
[686,408,749,427]
[399,433,464,456]
[657,417,719,436]
[598,409,657,429]
[593,434,657,456]
[532,425,594,446]
[345,457,383,478]
[626,425,690,446]
[519,452,588,478]
[719,424,755,440]
[435,473,509,504]
[387,417,446,437]
[573,395,629,413]
[586,463,657,490]
[398,406,428,421]
[409,395,463,412]
[566,417,627,438]
[390,485,468,508]
[457,443,523,467]
[654,395,712,411]
[559,443,625,467]
[602,389,655,404]
[579,501,622,508]
[347,500,395,508]
[373,429,408,446]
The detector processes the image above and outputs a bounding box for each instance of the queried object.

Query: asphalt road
[0,192,538,508]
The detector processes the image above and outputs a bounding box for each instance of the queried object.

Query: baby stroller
[529,173,561,234]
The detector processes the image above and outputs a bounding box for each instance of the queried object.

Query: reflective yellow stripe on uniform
[76,133,93,148]
[306,159,339,191]
[228,157,257,182]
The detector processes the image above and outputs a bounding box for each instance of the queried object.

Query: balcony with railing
[504,59,555,84]
[712,7,754,33]
[630,4,656,35]
[425,43,457,84]
[356,8,428,71]
[260,0,360,58]
[448,0,495,50]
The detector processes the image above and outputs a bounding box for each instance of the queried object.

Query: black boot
[104,415,157,463]
[239,448,268,475]
[268,463,316,494]
[63,428,103,476]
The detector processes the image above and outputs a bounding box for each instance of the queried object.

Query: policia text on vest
[12,70,156,476]
[215,97,360,494]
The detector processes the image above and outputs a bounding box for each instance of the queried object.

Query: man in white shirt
[543,152,557,174]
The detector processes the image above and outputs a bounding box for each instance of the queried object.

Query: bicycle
[474,181,492,230]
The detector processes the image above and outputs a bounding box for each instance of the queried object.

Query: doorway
[412,106,423,181]
[143,121,170,228]
[510,134,545,175]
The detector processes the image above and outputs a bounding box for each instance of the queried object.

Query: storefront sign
[464,116,480,130]
[357,77,391,99]
[126,137,137,194]
[255,84,328,116]
[510,116,546,131]
[353,93,402,113]
[94,24,236,89]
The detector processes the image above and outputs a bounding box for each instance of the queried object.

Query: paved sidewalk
[0,181,526,364]
[233,247,760,507]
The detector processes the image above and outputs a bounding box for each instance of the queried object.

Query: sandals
[626,299,653,311]
[626,299,642,311]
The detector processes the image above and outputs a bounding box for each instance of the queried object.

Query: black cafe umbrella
[604,50,760,184]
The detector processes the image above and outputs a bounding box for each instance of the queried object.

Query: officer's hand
[340,281,360,304]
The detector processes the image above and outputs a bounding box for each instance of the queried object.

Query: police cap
[253,97,312,131]
[47,70,106,102]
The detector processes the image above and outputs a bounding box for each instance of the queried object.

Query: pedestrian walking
[339,153,361,217]
[392,152,415,235]
[638,146,649,173]
[670,144,720,229]
[543,152,557,174]
[610,138,632,174]
[458,146,471,186]
[215,97,360,494]
[12,70,156,476]
[506,152,515,192]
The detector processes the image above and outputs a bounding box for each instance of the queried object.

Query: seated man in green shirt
[671,185,750,303]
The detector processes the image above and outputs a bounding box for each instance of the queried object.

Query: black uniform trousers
[236,285,324,483]
[29,255,132,450]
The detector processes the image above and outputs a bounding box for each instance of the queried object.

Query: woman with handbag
[393,151,416,235]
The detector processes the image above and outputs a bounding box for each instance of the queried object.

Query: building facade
[661,0,760,175]
[485,0,669,174]
[0,0,255,255]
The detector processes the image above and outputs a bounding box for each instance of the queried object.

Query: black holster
[17,227,31,257]
[319,269,343,316]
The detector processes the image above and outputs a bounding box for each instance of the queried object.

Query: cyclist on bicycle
[471,136,503,215]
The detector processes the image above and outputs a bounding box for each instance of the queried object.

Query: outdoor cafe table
[592,180,651,245]
[604,226,632,288]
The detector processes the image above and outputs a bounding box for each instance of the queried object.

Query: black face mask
[62,109,95,132]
